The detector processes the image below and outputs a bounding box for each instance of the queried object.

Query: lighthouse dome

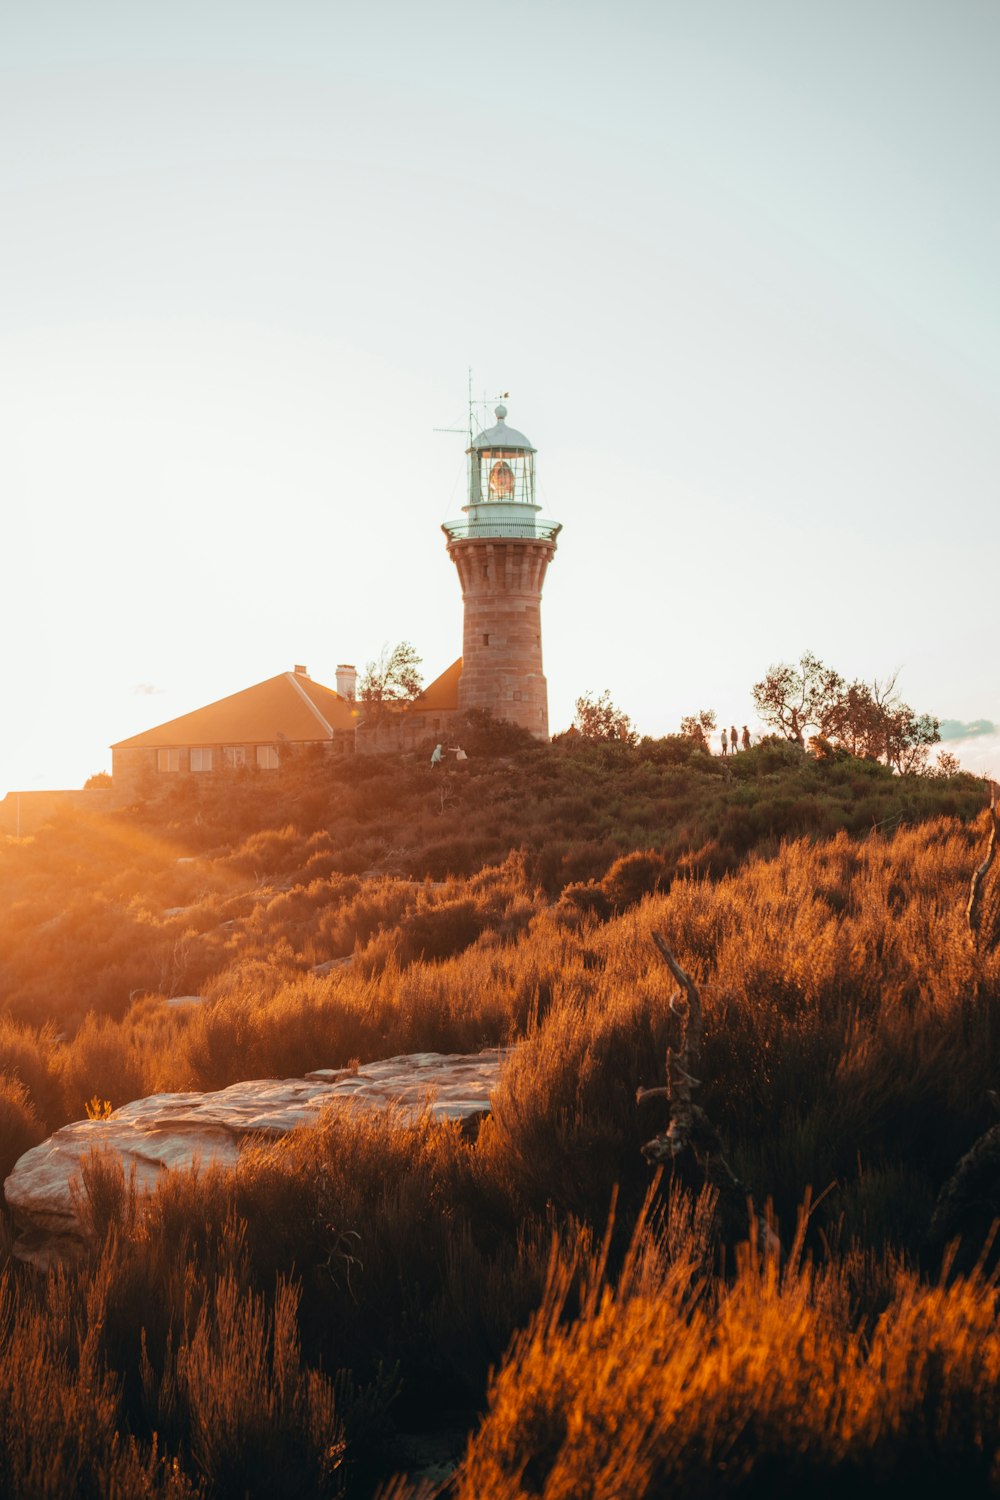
[469,404,536,454]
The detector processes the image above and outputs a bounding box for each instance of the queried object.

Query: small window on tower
[482,633,490,646]
[483,565,491,579]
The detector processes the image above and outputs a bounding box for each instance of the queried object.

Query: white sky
[1,0,998,794]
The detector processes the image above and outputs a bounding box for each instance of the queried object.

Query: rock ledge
[4,1049,506,1269]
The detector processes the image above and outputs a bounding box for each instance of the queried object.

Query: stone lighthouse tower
[443,404,561,738]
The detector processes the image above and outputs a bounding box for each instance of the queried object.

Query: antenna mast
[435,371,510,439]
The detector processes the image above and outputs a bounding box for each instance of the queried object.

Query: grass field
[0,735,997,1497]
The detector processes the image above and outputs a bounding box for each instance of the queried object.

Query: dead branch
[641,932,704,1158]
[638,932,779,1255]
[926,1119,1000,1275]
[966,780,999,936]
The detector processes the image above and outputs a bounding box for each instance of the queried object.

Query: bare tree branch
[967,780,999,936]
[637,932,780,1254]
[638,933,703,1160]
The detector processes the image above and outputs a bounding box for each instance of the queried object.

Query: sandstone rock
[309,956,353,976]
[4,1049,506,1270]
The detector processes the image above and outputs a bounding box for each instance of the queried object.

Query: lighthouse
[443,404,561,738]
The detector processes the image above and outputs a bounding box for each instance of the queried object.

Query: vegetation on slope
[0,732,983,1033]
[0,735,997,1496]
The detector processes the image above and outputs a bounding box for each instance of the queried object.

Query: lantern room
[468,404,536,507]
[443,402,560,543]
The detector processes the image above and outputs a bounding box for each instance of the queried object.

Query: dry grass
[0,757,997,1495]
[454,1188,1000,1498]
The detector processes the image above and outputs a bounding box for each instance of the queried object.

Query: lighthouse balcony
[443,518,562,542]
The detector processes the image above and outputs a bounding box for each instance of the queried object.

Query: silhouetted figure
[742,725,751,752]
[730,725,739,752]
[720,727,728,756]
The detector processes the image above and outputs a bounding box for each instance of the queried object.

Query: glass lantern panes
[471,447,535,506]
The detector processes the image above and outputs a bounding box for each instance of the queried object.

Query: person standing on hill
[742,725,751,752]
[720,727,728,756]
[430,743,443,767]
[730,725,739,753]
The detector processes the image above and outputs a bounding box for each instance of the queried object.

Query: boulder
[309,956,353,976]
[4,1049,506,1270]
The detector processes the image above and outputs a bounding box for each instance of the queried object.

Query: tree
[574,690,636,744]
[358,642,424,722]
[753,654,940,772]
[752,652,846,745]
[883,706,940,774]
[935,750,963,778]
[679,710,717,751]
[824,673,940,772]
[826,681,884,758]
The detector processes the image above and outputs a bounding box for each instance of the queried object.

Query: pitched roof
[112,672,357,750]
[411,658,463,713]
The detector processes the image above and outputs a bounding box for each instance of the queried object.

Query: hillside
[0,730,984,1030]
[0,735,997,1497]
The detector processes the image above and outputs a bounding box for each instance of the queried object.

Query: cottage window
[190,748,214,772]
[256,745,279,770]
[157,749,181,772]
[224,746,247,770]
